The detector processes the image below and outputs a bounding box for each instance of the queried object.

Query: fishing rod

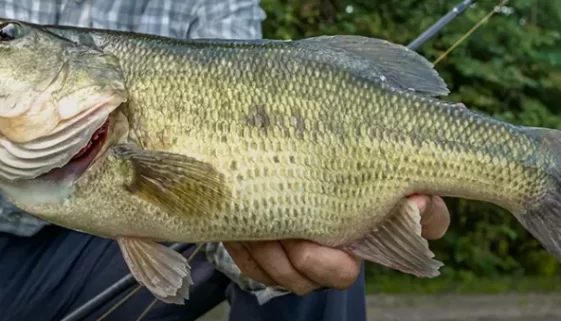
[61,1,479,320]
[60,243,191,321]
[407,0,476,50]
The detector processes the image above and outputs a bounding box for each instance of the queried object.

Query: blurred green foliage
[261,0,561,285]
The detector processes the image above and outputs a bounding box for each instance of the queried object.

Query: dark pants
[0,225,367,321]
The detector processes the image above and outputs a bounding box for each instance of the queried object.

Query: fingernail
[416,196,429,213]
[408,194,428,213]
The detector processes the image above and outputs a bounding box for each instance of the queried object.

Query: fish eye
[0,22,24,41]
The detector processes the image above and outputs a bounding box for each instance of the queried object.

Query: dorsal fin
[296,35,449,97]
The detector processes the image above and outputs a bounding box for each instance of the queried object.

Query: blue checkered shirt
[0,0,288,304]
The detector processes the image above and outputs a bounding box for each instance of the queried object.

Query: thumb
[408,194,450,240]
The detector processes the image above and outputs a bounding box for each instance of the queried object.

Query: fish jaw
[0,89,126,181]
[0,70,127,144]
[0,21,128,144]
[0,20,128,181]
[0,109,130,206]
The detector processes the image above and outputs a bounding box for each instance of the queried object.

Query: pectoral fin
[112,143,230,217]
[117,237,192,304]
[344,198,443,277]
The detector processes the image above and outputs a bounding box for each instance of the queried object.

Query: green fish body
[1,20,560,304]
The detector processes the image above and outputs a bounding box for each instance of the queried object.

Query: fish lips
[0,89,126,181]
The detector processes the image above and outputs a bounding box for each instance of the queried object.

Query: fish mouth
[71,119,109,161]
[0,109,129,207]
[0,90,125,181]
[38,117,111,181]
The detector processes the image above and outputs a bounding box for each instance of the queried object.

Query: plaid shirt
[0,0,287,304]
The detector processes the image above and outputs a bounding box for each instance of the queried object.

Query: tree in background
[261,0,561,287]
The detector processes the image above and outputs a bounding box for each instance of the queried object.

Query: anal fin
[117,237,193,304]
[344,198,443,277]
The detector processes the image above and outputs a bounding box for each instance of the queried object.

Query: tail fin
[514,127,561,262]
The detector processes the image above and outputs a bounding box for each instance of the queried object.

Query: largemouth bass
[1,19,561,304]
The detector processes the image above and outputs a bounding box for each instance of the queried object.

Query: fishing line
[407,0,476,50]
[135,299,158,321]
[95,286,143,321]
[96,243,205,321]
[133,243,206,321]
[60,243,190,321]
[433,0,510,65]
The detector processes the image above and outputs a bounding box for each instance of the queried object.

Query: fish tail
[514,127,561,262]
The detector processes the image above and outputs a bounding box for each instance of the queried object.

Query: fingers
[224,240,361,295]
[222,241,276,286]
[244,241,320,295]
[225,240,320,295]
[223,194,447,296]
[281,240,361,290]
[408,194,451,240]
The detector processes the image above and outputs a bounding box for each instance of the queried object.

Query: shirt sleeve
[0,193,49,237]
[187,0,266,40]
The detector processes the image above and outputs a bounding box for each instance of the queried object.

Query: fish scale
[2,20,561,304]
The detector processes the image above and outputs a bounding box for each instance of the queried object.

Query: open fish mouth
[70,119,109,160]
[39,117,111,181]
[0,88,126,182]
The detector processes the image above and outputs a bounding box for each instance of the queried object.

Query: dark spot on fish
[289,155,295,164]
[230,161,237,170]
[246,104,270,129]
[273,155,280,163]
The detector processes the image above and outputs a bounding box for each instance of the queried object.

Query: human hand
[223,194,450,295]
[411,194,450,240]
